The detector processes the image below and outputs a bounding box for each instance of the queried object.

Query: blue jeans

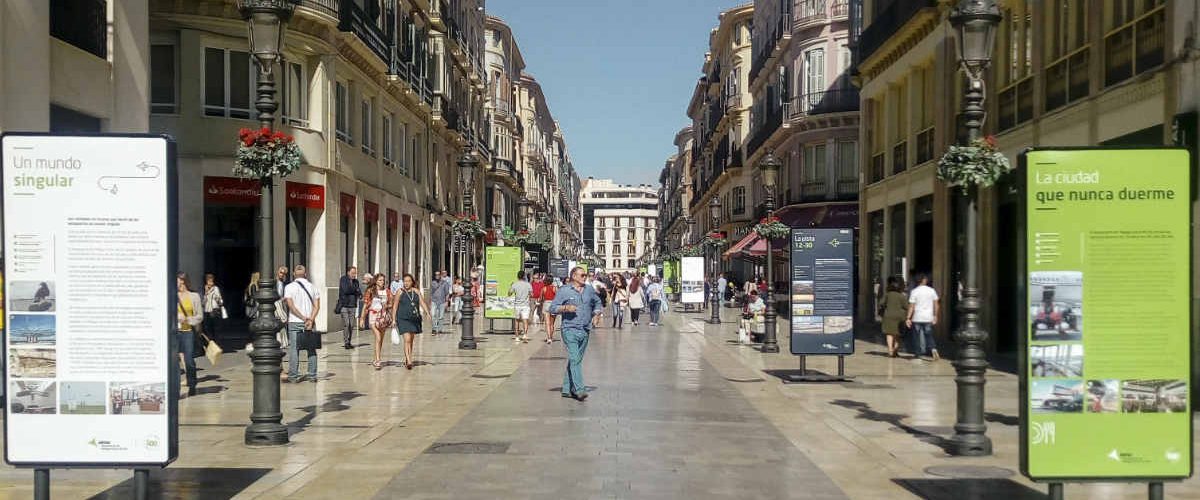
[911,322,936,356]
[648,301,661,324]
[176,331,197,388]
[432,301,446,332]
[562,328,590,396]
[287,322,318,379]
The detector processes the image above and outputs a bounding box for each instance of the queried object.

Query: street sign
[1021,148,1192,481]
[680,257,704,304]
[549,259,569,279]
[788,228,855,355]
[1,133,178,467]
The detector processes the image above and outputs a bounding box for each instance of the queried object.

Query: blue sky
[487,0,747,185]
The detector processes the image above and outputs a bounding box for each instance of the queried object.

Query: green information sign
[663,260,677,294]
[484,246,522,319]
[1022,148,1192,481]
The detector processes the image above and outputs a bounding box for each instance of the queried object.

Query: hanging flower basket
[753,216,791,240]
[510,229,532,247]
[936,135,1013,194]
[483,228,497,244]
[682,245,704,257]
[233,127,302,179]
[450,212,485,237]
[702,231,727,247]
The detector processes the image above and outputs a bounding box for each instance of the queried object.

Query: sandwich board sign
[1,133,179,467]
[1021,147,1191,483]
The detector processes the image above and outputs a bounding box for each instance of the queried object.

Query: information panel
[1022,148,1191,481]
[549,259,569,280]
[789,228,855,355]
[663,260,677,294]
[484,246,522,319]
[2,133,177,466]
[680,257,704,304]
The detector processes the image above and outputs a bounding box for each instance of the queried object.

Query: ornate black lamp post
[949,0,1000,457]
[758,151,782,353]
[708,197,722,324]
[457,153,480,350]
[239,0,296,447]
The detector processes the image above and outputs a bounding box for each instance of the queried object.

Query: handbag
[199,333,223,366]
[220,306,229,319]
[375,310,394,330]
[295,282,322,350]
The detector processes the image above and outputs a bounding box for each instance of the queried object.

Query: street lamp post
[457,153,480,350]
[239,0,295,447]
[758,151,782,354]
[949,0,1000,457]
[708,197,722,324]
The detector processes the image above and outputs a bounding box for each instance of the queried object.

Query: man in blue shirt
[549,266,604,401]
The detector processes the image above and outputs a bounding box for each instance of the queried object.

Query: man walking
[549,267,603,401]
[509,270,534,343]
[905,273,940,360]
[390,272,403,294]
[717,273,728,307]
[430,271,450,334]
[284,265,321,382]
[337,266,360,349]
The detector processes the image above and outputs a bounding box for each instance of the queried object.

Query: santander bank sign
[286,181,325,209]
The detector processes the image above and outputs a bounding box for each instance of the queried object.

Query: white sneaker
[514,337,522,343]
[649,322,657,327]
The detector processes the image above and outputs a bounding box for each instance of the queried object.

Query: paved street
[1,306,1199,499]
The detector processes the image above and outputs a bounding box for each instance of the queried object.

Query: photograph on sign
[679,257,704,304]
[789,228,855,355]
[1021,148,1191,481]
[2,133,177,466]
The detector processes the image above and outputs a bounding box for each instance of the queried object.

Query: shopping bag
[390,326,401,345]
[200,333,223,366]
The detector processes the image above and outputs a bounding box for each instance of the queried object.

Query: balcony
[1103,4,1165,88]
[1045,46,1089,113]
[997,76,1034,132]
[747,102,784,157]
[51,0,107,59]
[785,89,860,122]
[300,0,338,19]
[831,0,849,19]
[338,1,389,67]
[489,160,525,192]
[796,1,828,28]
[857,0,937,63]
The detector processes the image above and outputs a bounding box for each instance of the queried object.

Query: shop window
[341,215,352,270]
[365,221,375,270]
[387,226,395,279]
[286,207,307,270]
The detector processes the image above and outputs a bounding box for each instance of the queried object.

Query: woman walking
[244,272,260,319]
[881,276,909,358]
[627,275,645,326]
[611,275,628,328]
[451,276,465,325]
[176,272,203,397]
[360,274,394,370]
[541,276,557,343]
[392,274,430,370]
[202,273,224,340]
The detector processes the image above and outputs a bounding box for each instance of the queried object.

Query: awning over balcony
[723,202,859,260]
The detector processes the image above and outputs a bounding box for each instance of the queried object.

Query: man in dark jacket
[337,266,361,349]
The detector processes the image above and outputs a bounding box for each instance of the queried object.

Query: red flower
[271,131,287,143]
[983,135,997,148]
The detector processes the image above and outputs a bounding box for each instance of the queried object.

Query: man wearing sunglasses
[548,267,604,401]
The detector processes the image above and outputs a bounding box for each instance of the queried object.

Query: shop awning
[723,202,859,260]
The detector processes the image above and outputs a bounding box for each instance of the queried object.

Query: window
[286,207,307,271]
[836,140,857,180]
[733,23,742,44]
[361,98,374,156]
[397,121,408,175]
[150,44,177,114]
[411,136,421,181]
[804,48,825,99]
[335,82,351,143]
[365,219,375,270]
[732,186,746,214]
[804,144,827,182]
[341,216,352,270]
[597,218,605,228]
[203,47,252,118]
[280,60,308,127]
[382,113,394,165]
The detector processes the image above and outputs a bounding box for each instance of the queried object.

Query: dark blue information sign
[549,259,569,280]
[789,228,855,355]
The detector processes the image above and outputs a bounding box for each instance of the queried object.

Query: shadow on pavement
[892,478,1046,499]
[830,399,954,454]
[88,467,271,500]
[287,391,364,435]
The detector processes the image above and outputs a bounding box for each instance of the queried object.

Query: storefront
[339,193,355,272]
[386,209,398,278]
[202,176,260,320]
[285,181,323,270]
[363,200,379,272]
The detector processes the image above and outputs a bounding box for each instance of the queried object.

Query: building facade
[581,179,659,274]
[0,1,149,134]
[686,4,756,280]
[855,0,1200,359]
[147,0,487,333]
[657,126,695,260]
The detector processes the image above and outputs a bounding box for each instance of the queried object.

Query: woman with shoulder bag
[202,273,225,340]
[360,274,394,370]
[391,273,431,370]
[881,275,910,358]
[176,273,204,397]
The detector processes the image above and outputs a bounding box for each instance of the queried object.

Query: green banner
[1023,148,1192,480]
[484,246,522,319]
[663,260,677,294]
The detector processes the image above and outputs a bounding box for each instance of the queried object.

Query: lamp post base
[950,431,993,457]
[245,423,290,446]
[459,301,477,350]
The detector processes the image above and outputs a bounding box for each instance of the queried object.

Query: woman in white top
[359,274,393,370]
[202,273,224,339]
[610,275,629,329]
[176,272,203,397]
[451,277,465,325]
[627,277,646,326]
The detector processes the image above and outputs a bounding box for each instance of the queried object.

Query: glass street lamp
[708,197,722,324]
[239,0,296,448]
[758,151,782,353]
[457,153,480,350]
[948,0,1000,458]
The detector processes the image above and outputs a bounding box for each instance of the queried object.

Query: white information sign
[647,264,657,277]
[2,134,177,466]
[680,257,705,304]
